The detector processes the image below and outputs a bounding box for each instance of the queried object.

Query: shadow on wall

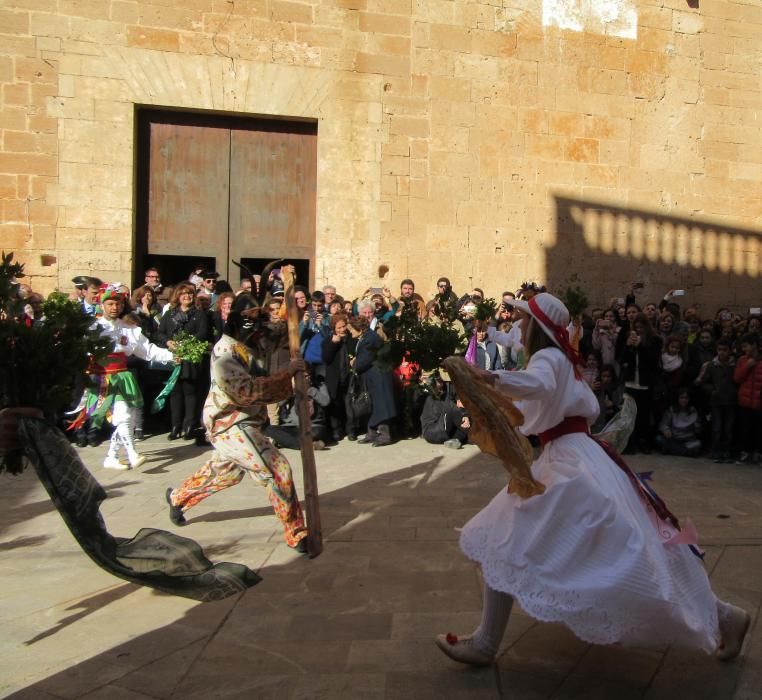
[549,195,762,314]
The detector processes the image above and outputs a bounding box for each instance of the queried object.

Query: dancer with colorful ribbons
[69,286,174,470]
[436,292,751,667]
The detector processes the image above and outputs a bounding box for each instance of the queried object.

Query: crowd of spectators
[11,265,762,464]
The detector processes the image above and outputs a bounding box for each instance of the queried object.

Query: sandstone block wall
[1,0,761,312]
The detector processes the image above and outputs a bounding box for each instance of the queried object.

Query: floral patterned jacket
[203,334,293,437]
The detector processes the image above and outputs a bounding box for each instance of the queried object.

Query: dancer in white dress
[436,293,751,666]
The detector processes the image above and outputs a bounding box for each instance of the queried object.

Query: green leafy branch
[172,331,209,364]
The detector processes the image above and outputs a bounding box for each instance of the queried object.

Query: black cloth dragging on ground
[19,417,260,602]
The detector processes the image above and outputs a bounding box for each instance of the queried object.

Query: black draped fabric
[18,417,260,601]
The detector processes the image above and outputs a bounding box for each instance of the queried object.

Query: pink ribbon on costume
[527,296,584,378]
[464,330,477,366]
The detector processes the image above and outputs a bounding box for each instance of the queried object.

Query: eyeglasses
[438,283,447,289]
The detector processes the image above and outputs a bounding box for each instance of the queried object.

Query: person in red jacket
[733,333,762,464]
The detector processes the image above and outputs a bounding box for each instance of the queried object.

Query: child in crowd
[656,388,703,457]
[661,335,686,399]
[591,364,624,434]
[581,351,601,389]
[698,340,737,463]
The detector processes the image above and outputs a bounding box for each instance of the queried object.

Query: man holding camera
[165,301,309,553]
[383,279,425,320]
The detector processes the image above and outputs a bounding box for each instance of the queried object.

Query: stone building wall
[1,0,761,311]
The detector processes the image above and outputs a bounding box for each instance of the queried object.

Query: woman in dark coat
[618,312,663,453]
[155,282,211,440]
[347,315,397,446]
[321,313,352,441]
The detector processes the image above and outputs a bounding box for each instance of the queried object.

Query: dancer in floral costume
[166,304,308,552]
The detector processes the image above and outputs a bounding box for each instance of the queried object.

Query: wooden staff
[281,265,323,557]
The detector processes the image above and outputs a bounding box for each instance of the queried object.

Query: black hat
[72,275,102,289]
[201,270,220,280]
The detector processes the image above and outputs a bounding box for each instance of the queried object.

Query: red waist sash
[88,353,128,375]
[539,414,689,545]
[538,415,589,447]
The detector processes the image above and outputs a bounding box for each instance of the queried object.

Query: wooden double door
[135,109,317,289]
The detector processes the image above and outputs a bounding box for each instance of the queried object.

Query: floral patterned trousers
[169,423,306,547]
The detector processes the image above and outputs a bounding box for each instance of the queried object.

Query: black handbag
[346,370,372,420]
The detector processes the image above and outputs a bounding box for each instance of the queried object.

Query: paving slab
[1,435,760,699]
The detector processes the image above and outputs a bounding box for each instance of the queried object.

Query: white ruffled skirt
[460,433,720,653]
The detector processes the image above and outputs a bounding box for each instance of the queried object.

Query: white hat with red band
[510,292,585,374]
[510,292,570,347]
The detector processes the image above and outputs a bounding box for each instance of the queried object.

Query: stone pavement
[1,433,761,699]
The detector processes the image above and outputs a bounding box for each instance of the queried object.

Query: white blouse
[491,347,600,435]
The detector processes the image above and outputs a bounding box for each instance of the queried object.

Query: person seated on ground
[420,378,470,449]
[656,388,703,457]
[264,371,330,450]
[591,364,624,434]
